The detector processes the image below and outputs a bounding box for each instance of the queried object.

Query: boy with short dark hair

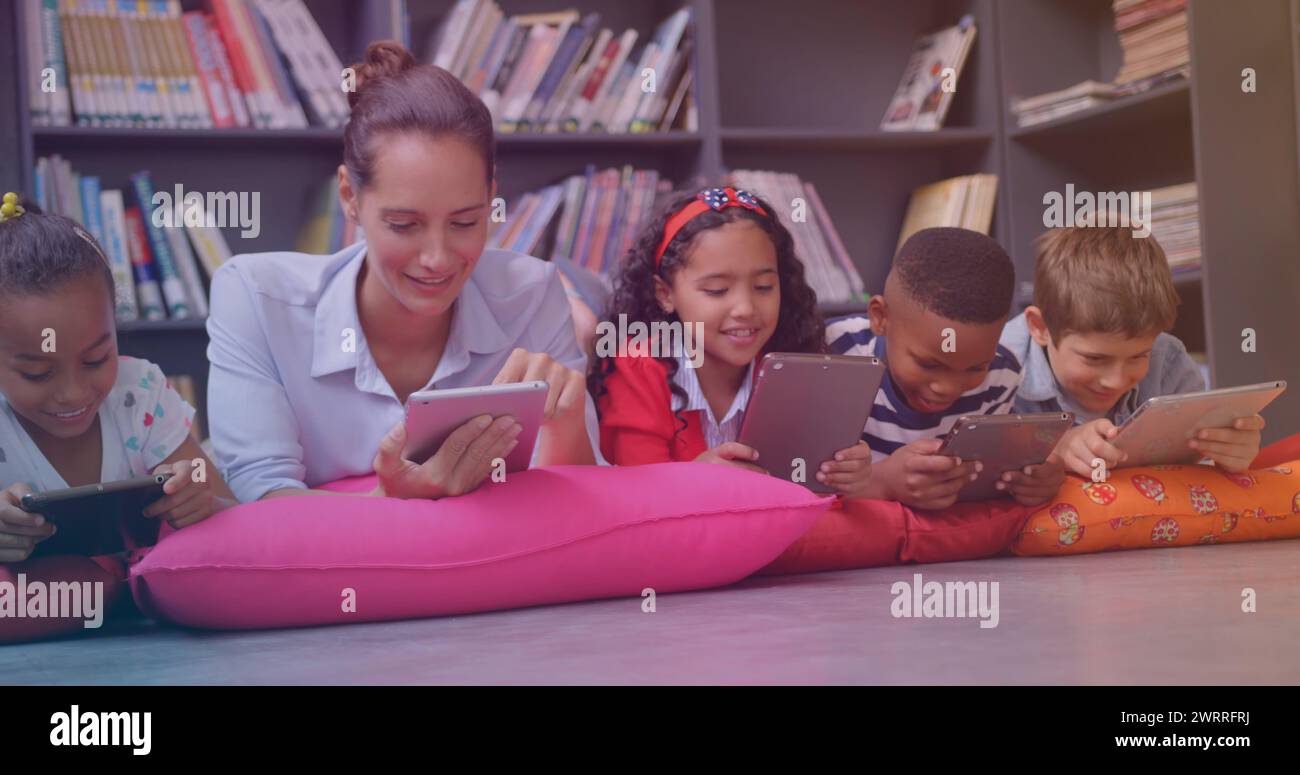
[828,227,1064,509]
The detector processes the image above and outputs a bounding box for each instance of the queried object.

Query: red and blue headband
[654,187,769,270]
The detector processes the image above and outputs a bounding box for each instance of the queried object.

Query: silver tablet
[737,353,886,493]
[938,413,1074,501]
[404,381,548,472]
[1113,380,1287,467]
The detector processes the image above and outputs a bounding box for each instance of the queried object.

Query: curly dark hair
[893,227,1015,324]
[588,188,825,432]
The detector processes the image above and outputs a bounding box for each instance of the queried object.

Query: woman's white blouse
[206,242,601,502]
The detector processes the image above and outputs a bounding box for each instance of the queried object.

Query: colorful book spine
[25,1,49,125]
[164,213,211,317]
[77,175,104,243]
[123,206,166,320]
[183,10,234,127]
[184,214,233,278]
[39,0,74,125]
[246,0,306,127]
[205,13,252,127]
[159,0,209,127]
[129,172,192,318]
[210,0,268,126]
[97,189,140,320]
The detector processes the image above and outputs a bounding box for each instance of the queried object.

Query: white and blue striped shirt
[826,316,1022,460]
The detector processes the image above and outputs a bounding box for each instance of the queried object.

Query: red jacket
[597,354,709,465]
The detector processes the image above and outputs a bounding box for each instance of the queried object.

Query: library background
[2,0,1299,442]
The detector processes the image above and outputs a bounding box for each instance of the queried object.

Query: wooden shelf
[1009,80,1191,140]
[817,301,871,317]
[496,131,703,148]
[31,126,703,150]
[31,126,347,147]
[721,127,994,150]
[117,317,209,334]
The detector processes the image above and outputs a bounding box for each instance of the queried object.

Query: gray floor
[3,540,1298,685]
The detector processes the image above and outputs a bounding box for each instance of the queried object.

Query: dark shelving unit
[3,0,1297,442]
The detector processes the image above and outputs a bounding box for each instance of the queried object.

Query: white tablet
[404,381,548,472]
[1113,380,1287,467]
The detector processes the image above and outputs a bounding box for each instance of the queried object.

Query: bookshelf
[3,0,1298,443]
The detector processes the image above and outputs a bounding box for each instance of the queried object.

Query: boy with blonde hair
[1000,227,1263,476]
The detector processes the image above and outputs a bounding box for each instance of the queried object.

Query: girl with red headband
[588,187,874,496]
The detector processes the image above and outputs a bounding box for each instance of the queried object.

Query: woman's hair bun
[348,40,417,109]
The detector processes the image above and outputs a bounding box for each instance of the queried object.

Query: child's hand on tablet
[0,483,57,562]
[1055,419,1126,478]
[696,442,765,474]
[373,414,522,499]
[817,441,873,498]
[1192,414,1265,473]
[144,458,237,529]
[876,439,981,510]
[999,453,1065,507]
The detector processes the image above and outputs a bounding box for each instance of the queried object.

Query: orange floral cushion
[1012,459,1300,555]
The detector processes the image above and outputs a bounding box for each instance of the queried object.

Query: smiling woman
[205,41,600,504]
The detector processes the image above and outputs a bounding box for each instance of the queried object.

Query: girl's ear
[1024,305,1053,347]
[337,164,358,222]
[867,294,887,336]
[653,275,674,315]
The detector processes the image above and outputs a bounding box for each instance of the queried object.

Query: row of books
[295,177,363,255]
[427,2,696,134]
[487,166,672,277]
[33,156,233,322]
[1148,181,1201,275]
[880,14,976,132]
[25,0,348,129]
[727,170,867,305]
[487,167,868,305]
[894,173,999,252]
[1112,0,1189,86]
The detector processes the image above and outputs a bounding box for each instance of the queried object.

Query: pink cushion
[129,464,832,630]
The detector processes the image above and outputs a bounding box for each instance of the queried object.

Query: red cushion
[1252,431,1300,470]
[759,497,1033,574]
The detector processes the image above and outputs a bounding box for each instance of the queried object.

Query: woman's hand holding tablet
[376,379,547,500]
[492,348,596,468]
[374,413,526,499]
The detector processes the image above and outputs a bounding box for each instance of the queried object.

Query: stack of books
[879,14,976,131]
[728,170,867,306]
[1010,80,1120,128]
[33,155,233,323]
[24,0,349,129]
[487,166,672,276]
[1112,0,1189,86]
[295,177,363,255]
[1148,181,1201,277]
[427,2,696,134]
[894,173,999,252]
[1009,0,1188,128]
